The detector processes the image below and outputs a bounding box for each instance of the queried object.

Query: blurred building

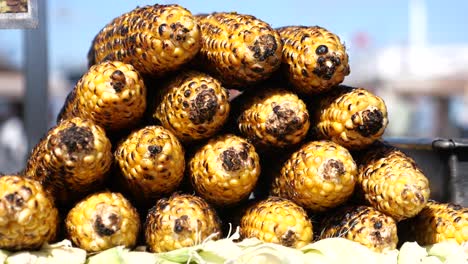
[347,0,468,138]
[0,54,69,173]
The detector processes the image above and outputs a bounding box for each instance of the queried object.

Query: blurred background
[0,0,467,173]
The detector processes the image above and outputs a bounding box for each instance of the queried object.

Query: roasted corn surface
[115,126,185,202]
[57,61,147,131]
[24,117,113,206]
[88,4,201,76]
[272,140,357,212]
[145,193,221,253]
[357,143,430,221]
[0,175,59,251]
[236,88,310,149]
[319,205,398,252]
[277,26,350,94]
[195,12,282,87]
[189,134,261,206]
[400,201,467,245]
[65,192,140,252]
[240,197,313,249]
[313,85,388,150]
[153,71,230,142]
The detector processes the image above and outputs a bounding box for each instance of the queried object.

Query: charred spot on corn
[4,192,25,208]
[353,109,384,137]
[221,147,249,171]
[266,104,304,139]
[374,220,383,229]
[280,229,297,247]
[189,88,219,124]
[94,213,120,236]
[58,125,94,153]
[312,54,340,80]
[173,215,189,233]
[315,45,328,55]
[110,70,126,92]
[249,34,279,62]
[320,159,345,180]
[147,145,162,157]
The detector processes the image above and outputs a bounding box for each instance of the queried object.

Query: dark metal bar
[23,0,48,151]
[447,154,464,205]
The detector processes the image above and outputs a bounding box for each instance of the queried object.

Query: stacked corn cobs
[1,3,467,258]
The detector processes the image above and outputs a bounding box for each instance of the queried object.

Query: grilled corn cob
[0,175,59,251]
[65,192,140,252]
[357,143,430,221]
[114,126,185,203]
[24,117,113,206]
[145,193,221,253]
[240,197,313,249]
[272,140,357,212]
[399,200,467,245]
[319,205,398,252]
[57,61,147,131]
[153,71,230,142]
[188,134,261,206]
[277,26,350,94]
[236,88,310,149]
[195,12,282,88]
[312,85,388,150]
[88,4,201,76]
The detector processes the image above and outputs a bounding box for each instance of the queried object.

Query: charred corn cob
[312,85,388,150]
[153,71,230,142]
[114,126,185,202]
[188,134,261,206]
[57,61,147,131]
[236,88,310,149]
[277,26,350,94]
[88,4,201,76]
[357,143,430,221]
[319,205,398,252]
[145,193,221,253]
[24,117,112,206]
[195,12,282,87]
[399,201,467,245]
[0,175,59,251]
[65,192,140,252]
[240,197,313,249]
[272,140,357,212]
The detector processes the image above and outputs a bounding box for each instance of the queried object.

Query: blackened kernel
[316,45,328,55]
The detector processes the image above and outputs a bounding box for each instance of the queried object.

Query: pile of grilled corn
[0,3,466,259]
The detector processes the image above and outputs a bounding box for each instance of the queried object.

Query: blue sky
[0,0,467,72]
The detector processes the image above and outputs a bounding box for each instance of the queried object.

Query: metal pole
[23,0,48,150]
[448,153,465,206]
